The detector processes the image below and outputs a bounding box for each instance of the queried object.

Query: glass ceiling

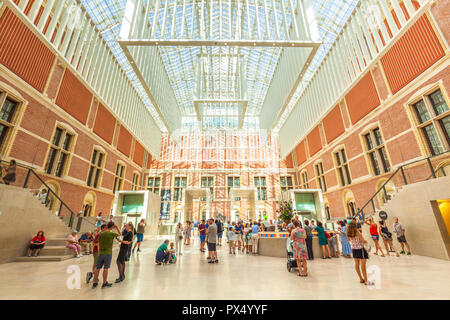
[80,0,359,132]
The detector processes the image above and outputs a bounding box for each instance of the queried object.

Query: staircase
[0,184,75,263]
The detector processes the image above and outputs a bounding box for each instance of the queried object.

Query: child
[246,231,252,254]
[227,227,236,254]
[168,242,177,264]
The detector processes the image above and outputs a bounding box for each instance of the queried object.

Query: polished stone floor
[1,236,450,300]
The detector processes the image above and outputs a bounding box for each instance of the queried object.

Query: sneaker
[208,260,214,264]
[400,251,405,254]
[407,252,411,255]
[102,282,112,289]
[27,254,31,257]
[79,254,83,257]
[207,256,211,260]
[86,272,93,284]
[115,277,123,283]
[34,252,38,257]
[137,249,141,253]
[92,282,98,288]
[214,259,219,263]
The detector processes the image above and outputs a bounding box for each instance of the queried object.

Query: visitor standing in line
[365,217,385,257]
[315,221,331,259]
[86,224,106,284]
[337,221,352,258]
[115,223,133,283]
[393,217,411,255]
[379,220,399,257]
[251,222,260,255]
[227,227,236,254]
[96,213,103,228]
[216,219,224,246]
[126,222,135,261]
[199,220,207,252]
[184,221,192,245]
[290,220,308,277]
[175,222,184,256]
[347,220,369,285]
[207,219,218,263]
[133,219,146,253]
[303,220,314,260]
[92,221,121,289]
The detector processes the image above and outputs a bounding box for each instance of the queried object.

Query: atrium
[0,0,449,302]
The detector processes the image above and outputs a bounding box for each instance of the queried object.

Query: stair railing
[355,150,450,221]
[0,160,96,232]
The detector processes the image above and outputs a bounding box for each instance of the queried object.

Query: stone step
[39,246,72,256]
[15,255,74,262]
[46,238,69,246]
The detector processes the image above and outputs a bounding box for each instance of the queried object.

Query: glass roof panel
[80,0,359,132]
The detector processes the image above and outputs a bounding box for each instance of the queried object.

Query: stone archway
[435,160,450,178]
[181,188,210,223]
[41,180,60,214]
[82,191,97,217]
[375,179,396,207]
[343,189,357,217]
[229,188,257,222]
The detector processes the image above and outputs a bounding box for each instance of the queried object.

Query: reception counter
[258,232,333,258]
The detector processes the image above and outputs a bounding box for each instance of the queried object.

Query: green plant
[277,201,294,223]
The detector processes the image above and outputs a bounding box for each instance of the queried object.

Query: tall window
[87,149,105,188]
[411,89,449,155]
[112,163,125,193]
[280,176,293,193]
[0,97,18,154]
[254,176,267,200]
[132,172,140,191]
[227,176,241,200]
[334,149,351,186]
[147,177,161,195]
[325,204,331,220]
[363,128,391,176]
[301,171,309,189]
[201,176,214,201]
[45,126,74,177]
[315,162,327,192]
[347,200,357,217]
[160,190,171,220]
[173,176,187,201]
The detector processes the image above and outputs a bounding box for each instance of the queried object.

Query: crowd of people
[25,209,413,289]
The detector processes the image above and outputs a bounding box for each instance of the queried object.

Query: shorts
[96,254,112,269]
[93,252,99,265]
[397,235,407,243]
[217,232,223,239]
[200,235,206,243]
[371,234,379,241]
[228,240,235,247]
[207,242,216,251]
[136,233,144,243]
[352,248,369,259]
[29,244,44,250]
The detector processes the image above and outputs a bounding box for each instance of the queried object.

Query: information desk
[258,232,329,258]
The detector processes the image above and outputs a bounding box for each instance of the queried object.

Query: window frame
[86,147,106,189]
[44,123,76,178]
[280,175,294,194]
[132,171,141,191]
[227,176,241,200]
[0,90,25,157]
[147,176,161,195]
[301,170,309,189]
[173,176,187,201]
[361,125,391,177]
[200,176,214,201]
[333,147,352,187]
[407,85,450,156]
[254,176,267,201]
[314,162,327,193]
[112,162,125,193]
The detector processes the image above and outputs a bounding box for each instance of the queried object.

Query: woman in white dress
[175,223,184,256]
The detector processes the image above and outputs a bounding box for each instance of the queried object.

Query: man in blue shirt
[198,220,207,252]
[79,232,93,254]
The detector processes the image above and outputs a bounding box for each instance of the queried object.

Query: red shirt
[93,233,100,253]
[32,236,45,244]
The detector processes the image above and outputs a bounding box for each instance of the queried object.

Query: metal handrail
[0,160,96,231]
[356,150,450,220]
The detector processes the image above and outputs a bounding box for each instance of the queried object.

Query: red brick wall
[56,70,92,124]
[117,125,132,157]
[381,15,445,94]
[0,8,55,92]
[307,126,322,156]
[323,104,345,144]
[93,103,116,144]
[345,72,381,125]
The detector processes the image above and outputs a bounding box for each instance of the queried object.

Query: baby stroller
[167,251,177,264]
[286,239,298,273]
